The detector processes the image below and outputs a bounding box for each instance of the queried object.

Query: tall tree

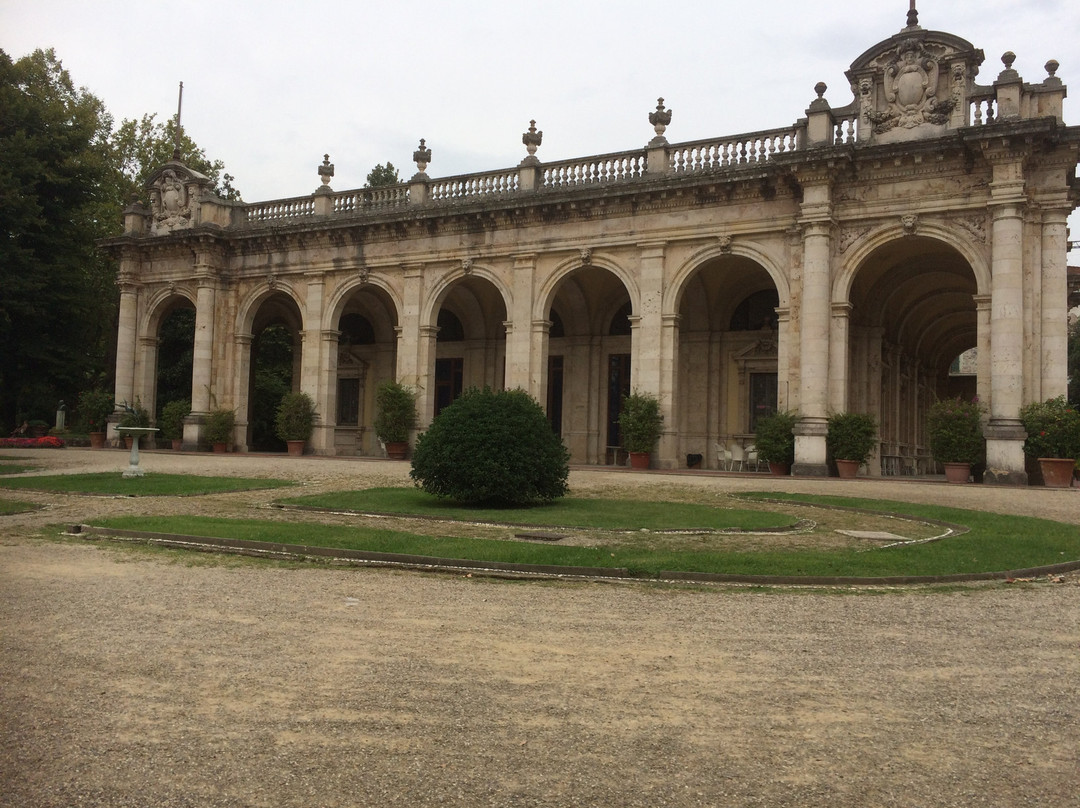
[110,112,241,204]
[364,162,401,188]
[0,48,116,429]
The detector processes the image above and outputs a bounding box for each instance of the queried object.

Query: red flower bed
[0,436,66,449]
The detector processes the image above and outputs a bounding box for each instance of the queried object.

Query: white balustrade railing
[667,125,802,172]
[969,90,997,126]
[428,169,519,202]
[236,121,823,228]
[243,196,316,224]
[542,151,645,188]
[332,185,410,213]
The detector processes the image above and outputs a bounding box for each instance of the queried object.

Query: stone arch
[324,273,402,335]
[423,264,512,331]
[236,280,306,337]
[534,254,640,324]
[667,240,791,316]
[834,222,990,304]
[141,286,196,336]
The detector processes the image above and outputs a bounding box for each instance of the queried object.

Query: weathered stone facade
[104,11,1078,483]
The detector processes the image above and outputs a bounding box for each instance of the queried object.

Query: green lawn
[0,473,293,496]
[278,487,794,531]
[0,499,42,515]
[89,494,1080,579]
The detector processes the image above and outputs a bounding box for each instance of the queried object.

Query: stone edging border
[67,524,1080,587]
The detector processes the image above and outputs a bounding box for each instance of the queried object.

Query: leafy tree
[0,48,116,428]
[0,46,240,432]
[110,112,241,203]
[410,387,569,506]
[364,162,401,188]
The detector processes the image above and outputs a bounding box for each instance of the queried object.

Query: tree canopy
[364,162,401,188]
[0,47,238,430]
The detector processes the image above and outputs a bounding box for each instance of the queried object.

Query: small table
[116,427,159,478]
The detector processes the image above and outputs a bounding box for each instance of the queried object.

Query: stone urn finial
[649,98,672,139]
[318,154,335,186]
[413,138,431,174]
[522,120,543,157]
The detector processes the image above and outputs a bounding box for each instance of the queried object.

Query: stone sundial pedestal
[116,427,159,478]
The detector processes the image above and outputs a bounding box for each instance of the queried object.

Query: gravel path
[2,449,1079,807]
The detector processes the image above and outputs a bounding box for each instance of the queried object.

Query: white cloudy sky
[2,0,1078,208]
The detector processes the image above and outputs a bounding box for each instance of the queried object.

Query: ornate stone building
[104,8,1078,483]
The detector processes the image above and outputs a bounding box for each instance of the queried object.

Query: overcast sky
[2,0,1078,213]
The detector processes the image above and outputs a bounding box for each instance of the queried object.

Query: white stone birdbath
[116,427,159,478]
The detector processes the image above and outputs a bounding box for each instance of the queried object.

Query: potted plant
[159,399,190,450]
[618,391,663,469]
[117,399,152,448]
[754,410,797,475]
[79,388,114,449]
[275,391,317,456]
[1019,396,1080,487]
[926,397,984,483]
[826,411,877,478]
[374,380,417,460]
[204,408,236,453]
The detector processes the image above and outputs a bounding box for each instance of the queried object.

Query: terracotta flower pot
[287,440,306,457]
[629,451,651,470]
[123,436,134,450]
[1038,457,1076,488]
[768,461,790,476]
[89,431,106,449]
[212,442,228,453]
[943,462,971,484]
[171,439,183,451]
[385,441,408,460]
[835,458,860,478]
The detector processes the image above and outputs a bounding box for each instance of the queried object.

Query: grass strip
[0,500,42,515]
[278,487,794,531]
[0,473,293,497]
[0,465,37,475]
[89,498,1080,577]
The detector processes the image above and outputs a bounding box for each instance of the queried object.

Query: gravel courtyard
[1,449,1078,807]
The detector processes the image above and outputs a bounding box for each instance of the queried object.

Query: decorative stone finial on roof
[998,51,1020,82]
[905,1,919,30]
[522,120,543,157]
[649,98,672,139]
[318,154,335,186]
[413,139,431,174]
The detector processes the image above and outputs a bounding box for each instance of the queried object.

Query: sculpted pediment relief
[846,28,984,145]
[145,160,212,235]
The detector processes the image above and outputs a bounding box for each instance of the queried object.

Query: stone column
[112,271,140,431]
[190,275,217,415]
[974,294,992,408]
[658,313,681,468]
[135,336,159,415]
[828,301,852,414]
[775,307,792,411]
[506,254,537,396]
[1039,208,1069,398]
[634,243,671,465]
[312,330,339,454]
[984,195,1028,485]
[793,207,833,476]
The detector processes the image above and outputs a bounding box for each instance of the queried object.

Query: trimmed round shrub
[410,387,569,506]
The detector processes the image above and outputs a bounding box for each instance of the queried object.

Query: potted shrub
[117,399,152,448]
[374,380,417,460]
[275,391,317,456]
[1019,396,1080,487]
[926,397,984,484]
[826,411,877,478]
[204,408,236,453]
[618,391,663,469]
[79,388,114,449]
[754,410,797,475]
[159,399,190,450]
